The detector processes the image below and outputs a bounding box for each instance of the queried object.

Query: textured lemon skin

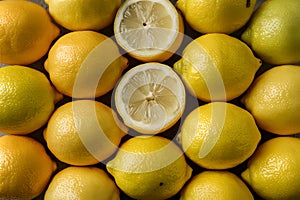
[45,0,121,31]
[0,65,62,135]
[45,31,128,98]
[242,137,300,200]
[174,33,261,102]
[0,135,57,200]
[176,0,256,34]
[44,100,126,166]
[0,0,60,65]
[45,167,120,200]
[180,171,254,200]
[241,0,300,65]
[242,65,300,135]
[180,102,261,169]
[107,136,192,200]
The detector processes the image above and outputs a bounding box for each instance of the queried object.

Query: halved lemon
[114,62,186,134]
[114,0,184,62]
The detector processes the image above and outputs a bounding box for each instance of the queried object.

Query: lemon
[107,136,192,200]
[0,135,57,200]
[114,62,186,134]
[242,65,300,135]
[0,65,62,135]
[44,100,126,166]
[180,171,254,200]
[241,0,300,65]
[45,30,128,98]
[45,0,121,31]
[176,0,256,34]
[174,33,261,102]
[114,0,184,62]
[0,0,60,65]
[242,137,300,200]
[45,166,120,200]
[179,102,261,169]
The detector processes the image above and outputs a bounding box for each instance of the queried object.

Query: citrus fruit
[242,65,300,135]
[45,166,120,200]
[44,100,126,166]
[180,171,254,200]
[0,135,57,200]
[114,62,186,134]
[0,65,62,135]
[174,33,261,102]
[242,137,300,200]
[45,0,121,31]
[179,102,261,169]
[241,0,300,65]
[114,0,184,62]
[0,0,60,65]
[44,30,128,98]
[176,0,256,34]
[107,136,192,200]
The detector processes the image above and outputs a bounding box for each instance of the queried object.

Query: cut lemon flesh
[114,0,183,62]
[114,62,186,134]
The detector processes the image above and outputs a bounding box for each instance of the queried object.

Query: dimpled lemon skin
[242,137,300,200]
[46,0,121,31]
[176,0,256,34]
[180,171,254,200]
[242,65,300,135]
[44,100,126,166]
[174,33,261,102]
[45,167,120,200]
[107,136,192,200]
[180,102,261,169]
[242,0,300,65]
[0,135,57,200]
[0,0,60,65]
[0,65,62,135]
[45,31,128,98]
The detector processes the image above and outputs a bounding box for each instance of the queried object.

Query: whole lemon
[242,137,300,200]
[0,65,62,135]
[0,0,60,65]
[0,135,57,200]
[107,136,192,200]
[45,166,120,200]
[174,33,261,102]
[241,0,300,65]
[242,65,300,135]
[180,171,254,200]
[44,100,126,166]
[45,31,128,98]
[180,102,261,169]
[45,0,121,31]
[176,0,256,34]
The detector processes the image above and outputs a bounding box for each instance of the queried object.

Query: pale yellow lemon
[241,0,300,65]
[44,30,128,98]
[114,0,184,62]
[0,135,57,200]
[242,65,300,135]
[0,0,59,65]
[44,100,127,166]
[242,137,300,200]
[45,167,120,200]
[180,171,254,200]
[45,0,121,31]
[0,65,62,135]
[107,136,192,200]
[176,0,256,34]
[180,102,261,169]
[174,33,261,102]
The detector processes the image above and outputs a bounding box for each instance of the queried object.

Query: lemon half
[114,62,186,134]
